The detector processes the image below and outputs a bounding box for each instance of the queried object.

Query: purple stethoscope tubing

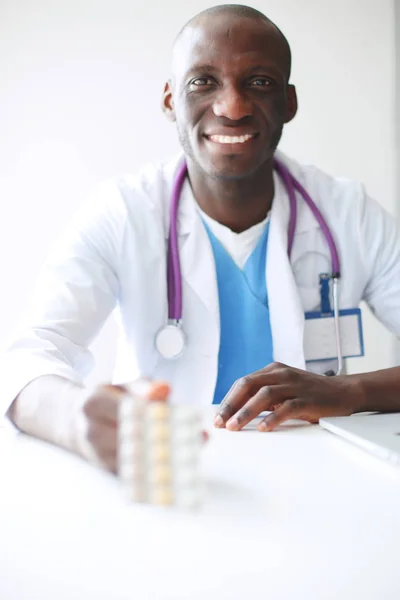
[273,158,340,276]
[167,161,187,321]
[167,158,341,321]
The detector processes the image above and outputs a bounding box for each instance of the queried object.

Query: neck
[187,158,275,233]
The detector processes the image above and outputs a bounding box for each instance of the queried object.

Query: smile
[207,133,257,145]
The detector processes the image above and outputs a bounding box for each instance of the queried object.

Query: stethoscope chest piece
[155,322,186,359]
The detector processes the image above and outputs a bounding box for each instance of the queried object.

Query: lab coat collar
[177,177,198,236]
[169,164,219,318]
[267,160,306,369]
[172,150,321,238]
[155,155,218,317]
[274,150,320,235]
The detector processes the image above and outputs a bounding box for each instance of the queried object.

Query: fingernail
[258,421,268,432]
[226,418,239,431]
[148,382,170,401]
[214,415,224,428]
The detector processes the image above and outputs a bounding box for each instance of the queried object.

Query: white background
[0,0,397,386]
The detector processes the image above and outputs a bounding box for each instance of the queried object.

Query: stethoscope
[155,157,343,376]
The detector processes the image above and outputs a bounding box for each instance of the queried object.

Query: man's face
[164,16,297,180]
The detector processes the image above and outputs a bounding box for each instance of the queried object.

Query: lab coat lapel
[177,180,219,321]
[170,160,308,370]
[267,175,306,369]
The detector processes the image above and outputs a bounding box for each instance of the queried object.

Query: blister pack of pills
[118,384,203,510]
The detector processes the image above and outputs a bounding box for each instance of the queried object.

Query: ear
[284,84,298,123]
[162,80,176,122]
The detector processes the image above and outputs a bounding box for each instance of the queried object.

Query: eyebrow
[185,64,218,76]
[185,62,283,78]
[247,64,281,73]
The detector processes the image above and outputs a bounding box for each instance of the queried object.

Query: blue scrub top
[202,220,274,404]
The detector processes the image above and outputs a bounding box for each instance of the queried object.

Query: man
[3,5,400,473]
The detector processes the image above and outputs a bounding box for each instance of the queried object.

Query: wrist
[69,387,98,462]
[342,374,368,414]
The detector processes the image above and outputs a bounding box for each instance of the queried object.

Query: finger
[202,431,209,444]
[85,380,171,426]
[101,454,118,475]
[84,385,123,425]
[87,420,117,455]
[214,364,287,427]
[145,381,170,402]
[86,420,118,472]
[225,385,294,431]
[258,398,307,432]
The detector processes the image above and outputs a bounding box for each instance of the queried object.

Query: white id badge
[304,308,364,362]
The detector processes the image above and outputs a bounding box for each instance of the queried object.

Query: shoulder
[54,155,183,260]
[276,150,364,211]
[79,154,183,218]
[111,153,183,214]
[275,150,394,229]
[70,154,184,237]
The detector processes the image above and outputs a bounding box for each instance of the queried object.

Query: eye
[188,77,215,90]
[249,77,273,88]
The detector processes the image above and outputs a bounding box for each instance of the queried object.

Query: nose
[212,85,252,121]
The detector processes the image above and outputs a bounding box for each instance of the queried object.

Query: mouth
[204,132,258,145]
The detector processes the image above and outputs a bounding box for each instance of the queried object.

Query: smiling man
[169,7,294,188]
[3,5,400,472]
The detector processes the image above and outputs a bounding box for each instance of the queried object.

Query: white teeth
[209,134,254,144]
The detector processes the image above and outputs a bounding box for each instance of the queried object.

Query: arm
[359,192,400,336]
[8,376,92,457]
[214,192,400,432]
[346,175,400,411]
[8,375,170,472]
[2,181,124,455]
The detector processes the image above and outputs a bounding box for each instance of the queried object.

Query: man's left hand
[213,362,365,432]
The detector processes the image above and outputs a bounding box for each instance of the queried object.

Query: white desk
[1,419,400,600]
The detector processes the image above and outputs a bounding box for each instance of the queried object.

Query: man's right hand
[77,381,170,473]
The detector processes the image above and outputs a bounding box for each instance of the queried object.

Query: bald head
[163,4,298,182]
[173,4,292,82]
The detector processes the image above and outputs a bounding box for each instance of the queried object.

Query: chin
[205,156,266,181]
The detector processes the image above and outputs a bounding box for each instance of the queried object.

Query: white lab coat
[2,150,400,413]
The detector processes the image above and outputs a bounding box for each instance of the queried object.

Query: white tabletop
[1,418,400,600]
